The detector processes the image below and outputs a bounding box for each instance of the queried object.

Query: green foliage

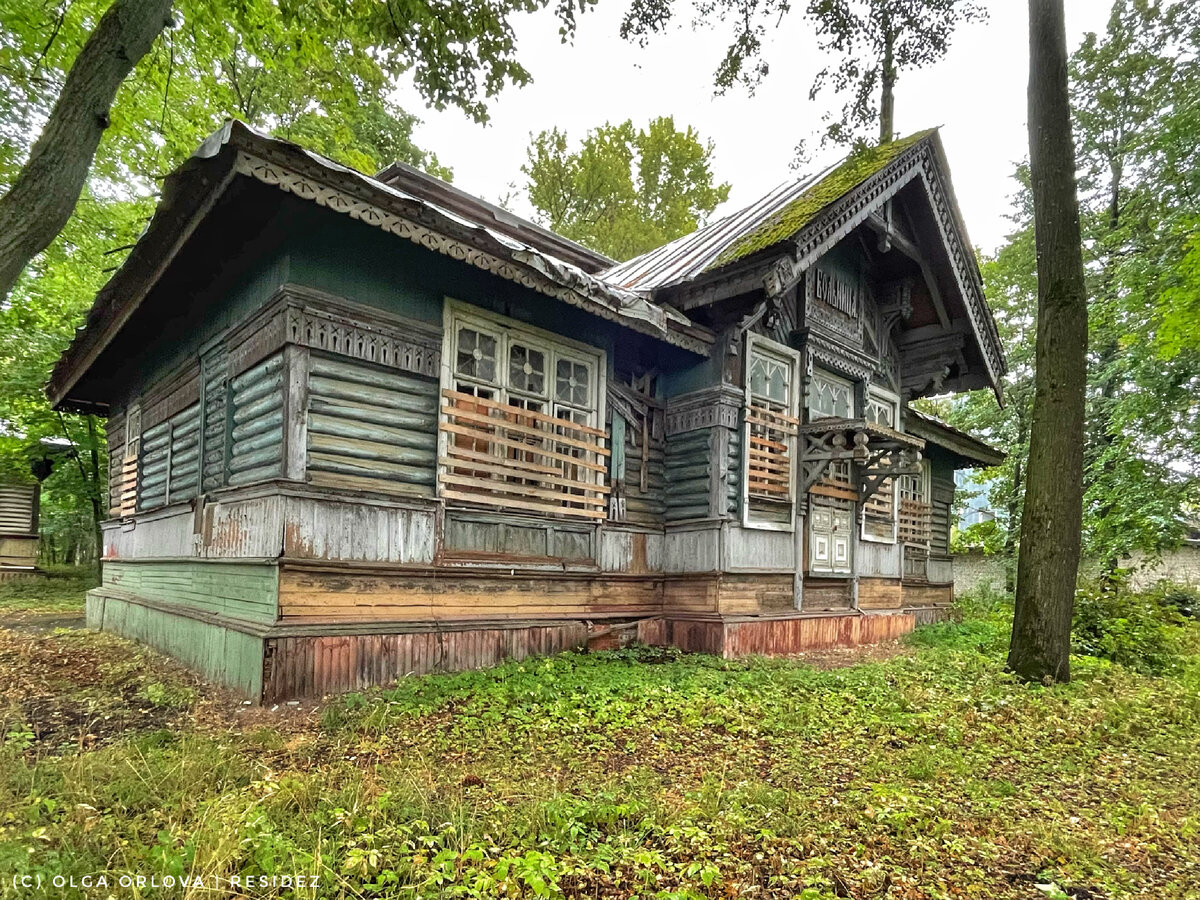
[1073,581,1188,675]
[523,117,730,261]
[950,519,1006,555]
[620,0,983,149]
[935,1,1200,569]
[5,619,1200,898]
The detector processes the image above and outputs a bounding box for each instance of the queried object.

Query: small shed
[0,481,40,574]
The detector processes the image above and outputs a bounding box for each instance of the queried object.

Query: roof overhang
[905,409,1005,468]
[49,122,712,411]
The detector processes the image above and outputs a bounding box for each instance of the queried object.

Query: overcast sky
[393,0,1111,256]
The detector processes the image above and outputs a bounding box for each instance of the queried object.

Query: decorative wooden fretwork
[285,305,440,378]
[232,151,710,357]
[665,386,743,435]
[745,404,799,501]
[439,389,610,520]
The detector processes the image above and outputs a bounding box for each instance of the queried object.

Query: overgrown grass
[1,586,1199,898]
[0,564,95,614]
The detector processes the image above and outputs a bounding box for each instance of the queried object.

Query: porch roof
[906,409,1005,468]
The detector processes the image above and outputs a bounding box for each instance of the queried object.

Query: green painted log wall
[229,353,284,486]
[306,354,438,496]
[665,429,712,522]
[140,402,201,510]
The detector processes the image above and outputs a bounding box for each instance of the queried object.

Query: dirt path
[0,609,86,633]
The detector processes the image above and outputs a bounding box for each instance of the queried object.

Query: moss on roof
[708,129,936,271]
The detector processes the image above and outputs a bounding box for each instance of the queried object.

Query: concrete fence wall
[953,545,1200,597]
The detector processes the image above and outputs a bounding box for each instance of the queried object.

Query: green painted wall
[87,589,264,698]
[102,560,279,624]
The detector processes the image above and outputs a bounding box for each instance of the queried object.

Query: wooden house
[49,122,1004,700]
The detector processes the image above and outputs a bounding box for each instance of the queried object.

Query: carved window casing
[743,335,801,530]
[439,302,609,520]
[862,387,900,543]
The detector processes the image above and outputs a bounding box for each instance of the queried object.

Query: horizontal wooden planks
[278,567,663,623]
[102,560,279,624]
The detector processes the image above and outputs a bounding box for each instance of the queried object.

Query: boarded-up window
[0,484,38,535]
[119,405,141,517]
[743,335,800,529]
[439,303,609,520]
[898,461,932,546]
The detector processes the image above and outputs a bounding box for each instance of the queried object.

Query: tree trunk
[1008,0,1089,683]
[879,21,896,144]
[0,0,174,301]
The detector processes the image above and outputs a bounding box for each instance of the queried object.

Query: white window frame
[742,333,802,532]
[438,299,607,504]
[807,367,855,422]
[861,385,901,544]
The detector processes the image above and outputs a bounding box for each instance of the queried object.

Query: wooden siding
[600,528,664,574]
[88,589,264,698]
[0,536,38,568]
[664,429,711,521]
[229,353,285,486]
[858,540,902,578]
[283,496,436,564]
[102,560,279,624]
[724,525,796,571]
[263,623,589,700]
[718,574,794,614]
[0,484,37,534]
[663,526,721,573]
[277,566,662,623]
[721,612,915,657]
[858,577,903,610]
[620,422,666,525]
[140,403,201,510]
[902,582,954,608]
[201,346,230,493]
[443,511,593,563]
[801,578,854,612]
[307,354,438,496]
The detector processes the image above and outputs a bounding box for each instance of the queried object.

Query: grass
[1,587,1199,899]
[0,564,94,615]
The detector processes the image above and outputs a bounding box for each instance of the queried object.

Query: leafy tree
[523,117,731,261]
[0,0,595,301]
[619,0,984,149]
[1008,0,1089,684]
[1,0,590,562]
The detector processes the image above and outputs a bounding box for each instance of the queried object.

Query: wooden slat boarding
[898,499,932,545]
[746,402,798,500]
[118,457,138,518]
[440,389,609,520]
[262,622,590,700]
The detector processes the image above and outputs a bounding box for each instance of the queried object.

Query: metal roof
[600,164,836,292]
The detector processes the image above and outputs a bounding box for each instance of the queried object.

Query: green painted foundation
[87,589,266,698]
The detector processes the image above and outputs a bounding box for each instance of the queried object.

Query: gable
[601,130,1005,401]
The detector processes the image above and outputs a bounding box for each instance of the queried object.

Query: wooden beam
[865,211,951,329]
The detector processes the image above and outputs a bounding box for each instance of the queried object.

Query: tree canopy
[522,117,731,261]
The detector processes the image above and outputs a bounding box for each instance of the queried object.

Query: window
[898,460,932,546]
[743,335,801,529]
[862,387,900,542]
[808,368,856,493]
[440,303,608,520]
[118,405,141,518]
[808,369,854,421]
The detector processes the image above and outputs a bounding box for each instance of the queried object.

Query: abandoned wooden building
[49,122,1005,700]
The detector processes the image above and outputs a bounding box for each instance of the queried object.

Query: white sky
[393,0,1111,256]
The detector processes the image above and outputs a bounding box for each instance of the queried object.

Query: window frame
[860,385,901,545]
[741,333,802,532]
[439,299,608,512]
